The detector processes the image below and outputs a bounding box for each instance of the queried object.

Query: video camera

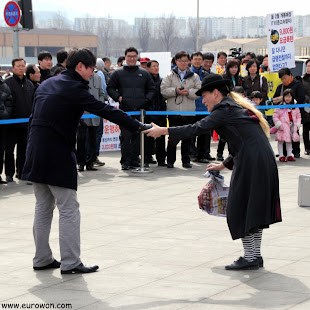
[228,47,242,58]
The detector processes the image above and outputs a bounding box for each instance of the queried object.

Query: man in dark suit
[22,48,148,274]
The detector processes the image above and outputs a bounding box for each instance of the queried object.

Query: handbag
[198,171,229,217]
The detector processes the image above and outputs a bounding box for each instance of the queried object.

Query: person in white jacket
[161,51,201,168]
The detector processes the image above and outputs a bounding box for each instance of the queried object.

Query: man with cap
[140,57,150,69]
[144,74,282,271]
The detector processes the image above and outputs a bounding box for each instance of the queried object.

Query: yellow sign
[261,72,282,115]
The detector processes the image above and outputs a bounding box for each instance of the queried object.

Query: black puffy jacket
[4,74,34,121]
[107,65,155,111]
[0,77,13,119]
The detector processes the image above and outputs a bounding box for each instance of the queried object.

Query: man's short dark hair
[250,90,263,99]
[278,67,292,78]
[102,57,111,63]
[146,60,159,68]
[12,58,25,67]
[56,49,68,64]
[246,52,256,59]
[117,56,125,64]
[232,86,245,94]
[190,52,203,60]
[203,52,214,62]
[306,59,310,66]
[38,50,52,61]
[66,48,96,70]
[26,63,36,79]
[125,47,138,55]
[217,51,227,59]
[175,51,190,61]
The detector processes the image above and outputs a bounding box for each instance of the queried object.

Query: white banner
[99,98,121,152]
[267,11,295,72]
[140,52,171,78]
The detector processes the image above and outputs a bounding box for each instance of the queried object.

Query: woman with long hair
[143,74,282,271]
[244,59,268,101]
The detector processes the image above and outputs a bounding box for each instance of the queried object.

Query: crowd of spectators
[1,47,310,185]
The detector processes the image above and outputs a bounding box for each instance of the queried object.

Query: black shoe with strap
[225,257,259,270]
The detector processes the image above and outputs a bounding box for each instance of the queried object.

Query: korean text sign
[267,11,295,72]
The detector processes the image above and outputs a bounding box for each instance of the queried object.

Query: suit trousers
[0,126,5,175]
[303,122,310,151]
[119,115,140,166]
[76,125,98,166]
[32,183,81,271]
[5,126,28,178]
[195,115,212,159]
[167,115,195,165]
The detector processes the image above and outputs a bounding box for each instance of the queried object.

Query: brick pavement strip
[1,139,310,310]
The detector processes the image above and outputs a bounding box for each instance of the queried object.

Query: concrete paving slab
[1,139,310,310]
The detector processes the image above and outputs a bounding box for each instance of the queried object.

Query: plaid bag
[198,171,229,217]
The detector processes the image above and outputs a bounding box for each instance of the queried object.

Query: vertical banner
[99,98,121,152]
[267,11,295,72]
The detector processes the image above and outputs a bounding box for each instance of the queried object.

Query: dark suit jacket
[22,69,141,190]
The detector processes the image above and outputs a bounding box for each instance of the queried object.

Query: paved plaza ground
[1,138,310,310]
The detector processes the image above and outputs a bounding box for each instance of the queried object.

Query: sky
[18,0,308,24]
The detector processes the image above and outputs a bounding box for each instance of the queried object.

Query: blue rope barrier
[1,103,310,125]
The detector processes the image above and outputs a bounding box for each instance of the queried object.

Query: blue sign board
[4,1,21,27]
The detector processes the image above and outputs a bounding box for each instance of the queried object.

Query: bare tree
[188,17,197,52]
[159,14,178,51]
[97,16,114,56]
[138,17,150,52]
[49,11,70,29]
[79,14,96,33]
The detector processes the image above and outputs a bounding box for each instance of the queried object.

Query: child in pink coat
[273,89,301,162]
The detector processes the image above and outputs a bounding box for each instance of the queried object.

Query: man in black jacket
[38,50,52,82]
[146,60,167,166]
[4,58,34,182]
[107,47,155,170]
[21,48,148,274]
[0,76,12,184]
[273,67,305,158]
[50,49,68,76]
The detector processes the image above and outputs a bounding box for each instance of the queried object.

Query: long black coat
[21,69,142,190]
[168,97,282,240]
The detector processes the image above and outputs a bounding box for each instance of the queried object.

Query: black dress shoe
[77,165,84,172]
[257,256,264,267]
[205,154,215,161]
[130,162,140,169]
[225,257,259,270]
[121,164,129,170]
[294,153,300,158]
[182,163,192,168]
[6,176,13,182]
[61,263,99,274]
[158,162,167,166]
[196,158,209,163]
[305,150,310,155]
[167,163,174,168]
[33,259,61,270]
[86,164,98,171]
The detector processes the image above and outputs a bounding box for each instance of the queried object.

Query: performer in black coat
[22,48,148,274]
[144,74,282,271]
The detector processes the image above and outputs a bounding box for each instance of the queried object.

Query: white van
[290,57,310,77]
